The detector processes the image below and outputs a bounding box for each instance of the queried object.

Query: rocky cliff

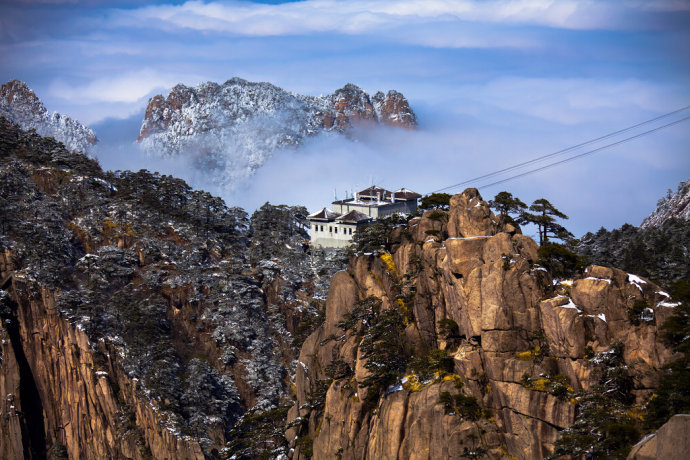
[137,78,416,186]
[0,80,97,154]
[0,118,345,459]
[287,189,678,459]
[641,180,690,228]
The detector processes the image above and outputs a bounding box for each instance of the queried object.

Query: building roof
[336,210,372,223]
[393,187,422,200]
[356,185,420,202]
[308,207,340,221]
[358,185,392,200]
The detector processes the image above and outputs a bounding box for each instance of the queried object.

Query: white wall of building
[310,221,358,248]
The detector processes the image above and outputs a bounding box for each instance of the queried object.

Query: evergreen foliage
[488,191,526,223]
[348,214,408,254]
[644,282,690,430]
[223,405,292,459]
[572,219,690,287]
[439,391,482,420]
[520,198,572,245]
[537,243,587,278]
[408,349,455,381]
[358,307,409,392]
[438,318,462,348]
[249,202,309,264]
[0,118,347,458]
[419,192,451,210]
[551,342,639,459]
[337,296,409,396]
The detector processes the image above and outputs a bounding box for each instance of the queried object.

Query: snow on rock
[641,180,690,228]
[551,295,582,313]
[1,80,97,154]
[658,301,681,308]
[137,78,416,189]
[585,277,611,284]
[627,274,647,291]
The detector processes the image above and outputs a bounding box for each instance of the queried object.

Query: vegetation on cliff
[573,218,689,287]
[0,117,346,459]
[288,187,682,460]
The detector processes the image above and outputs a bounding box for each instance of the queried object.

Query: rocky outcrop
[138,78,416,142]
[0,120,346,459]
[641,180,690,228]
[0,80,97,153]
[627,414,690,460]
[0,276,205,459]
[136,78,416,187]
[286,188,675,459]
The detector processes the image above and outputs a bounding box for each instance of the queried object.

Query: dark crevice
[4,293,47,460]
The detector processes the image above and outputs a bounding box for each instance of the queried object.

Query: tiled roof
[358,185,392,200]
[393,187,422,200]
[308,207,340,220]
[356,185,421,201]
[336,210,371,223]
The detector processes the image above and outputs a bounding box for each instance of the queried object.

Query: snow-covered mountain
[0,80,97,154]
[641,180,690,228]
[137,78,417,186]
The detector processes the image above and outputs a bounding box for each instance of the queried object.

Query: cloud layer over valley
[1,0,689,237]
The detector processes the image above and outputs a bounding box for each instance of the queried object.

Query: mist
[90,101,689,241]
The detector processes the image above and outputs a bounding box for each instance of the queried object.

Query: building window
[349,228,353,235]
[321,225,324,231]
[329,226,332,232]
[335,227,338,233]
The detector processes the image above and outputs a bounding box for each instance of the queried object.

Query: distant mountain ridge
[137,78,417,186]
[0,80,97,154]
[573,180,690,286]
[641,180,690,228]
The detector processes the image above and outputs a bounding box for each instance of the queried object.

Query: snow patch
[387,382,403,394]
[658,301,681,308]
[627,274,647,291]
[446,236,491,240]
[553,296,582,313]
[585,277,611,284]
[633,433,656,447]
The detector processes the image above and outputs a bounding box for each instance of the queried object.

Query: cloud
[48,69,183,104]
[118,0,666,42]
[459,77,690,125]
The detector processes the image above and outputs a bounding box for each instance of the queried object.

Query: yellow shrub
[442,374,463,383]
[379,252,397,277]
[515,346,541,361]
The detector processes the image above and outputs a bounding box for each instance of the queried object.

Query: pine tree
[420,193,452,210]
[520,198,572,245]
[488,191,526,223]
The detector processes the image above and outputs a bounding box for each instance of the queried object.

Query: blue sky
[1,0,689,237]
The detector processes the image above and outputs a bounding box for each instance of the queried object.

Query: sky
[1,0,689,238]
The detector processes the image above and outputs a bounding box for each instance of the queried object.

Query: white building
[308,186,421,248]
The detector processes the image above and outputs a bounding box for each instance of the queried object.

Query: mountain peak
[641,180,690,228]
[0,79,97,153]
[136,77,417,187]
[1,79,43,107]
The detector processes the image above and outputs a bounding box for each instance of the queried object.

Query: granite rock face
[0,120,346,459]
[287,188,675,459]
[627,414,690,460]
